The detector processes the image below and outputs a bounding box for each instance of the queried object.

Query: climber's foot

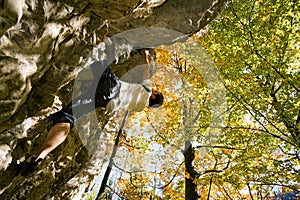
[19,155,43,176]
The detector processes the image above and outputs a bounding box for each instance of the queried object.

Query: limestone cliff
[0,0,225,199]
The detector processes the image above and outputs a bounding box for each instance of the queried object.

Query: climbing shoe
[19,156,43,176]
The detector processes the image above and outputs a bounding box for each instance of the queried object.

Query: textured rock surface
[0,0,225,199]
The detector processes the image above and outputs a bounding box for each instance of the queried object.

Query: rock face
[0,0,225,199]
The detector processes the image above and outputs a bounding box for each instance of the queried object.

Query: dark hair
[149,92,164,108]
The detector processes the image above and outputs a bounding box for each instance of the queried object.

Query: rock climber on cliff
[19,49,164,176]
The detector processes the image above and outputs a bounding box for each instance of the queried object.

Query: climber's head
[149,90,164,108]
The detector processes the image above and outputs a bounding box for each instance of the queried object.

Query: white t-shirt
[106,79,152,113]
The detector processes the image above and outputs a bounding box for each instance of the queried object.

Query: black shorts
[51,61,121,128]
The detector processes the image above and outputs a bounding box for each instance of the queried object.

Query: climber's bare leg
[26,122,70,162]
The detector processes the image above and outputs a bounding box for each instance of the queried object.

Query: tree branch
[146,116,182,151]
[270,83,299,140]
[113,161,144,174]
[207,175,213,200]
[223,82,295,146]
[229,2,299,93]
[247,183,255,200]
[106,185,128,200]
[278,145,300,161]
[155,161,184,189]
[221,186,234,200]
[195,144,244,151]
[223,125,286,136]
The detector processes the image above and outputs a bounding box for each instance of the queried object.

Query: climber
[19,49,164,176]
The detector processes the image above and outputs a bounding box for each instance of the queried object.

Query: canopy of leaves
[197,0,300,198]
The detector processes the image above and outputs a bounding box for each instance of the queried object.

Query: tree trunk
[183,140,198,200]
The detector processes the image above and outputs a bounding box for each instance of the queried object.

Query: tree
[197,0,300,198]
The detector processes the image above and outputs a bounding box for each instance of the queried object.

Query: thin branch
[262,185,275,200]
[198,159,230,176]
[224,83,295,146]
[239,75,289,139]
[278,145,299,158]
[192,109,202,124]
[258,185,263,200]
[155,161,185,189]
[296,109,300,126]
[202,161,230,174]
[247,183,255,200]
[195,144,244,151]
[207,175,213,200]
[106,185,128,200]
[223,125,285,136]
[248,26,299,93]
[146,116,182,151]
[273,82,283,95]
[236,187,244,199]
[241,182,300,192]
[270,83,298,140]
[228,4,245,26]
[116,157,184,190]
[113,161,144,174]
[229,2,299,93]
[247,0,256,24]
[222,185,234,200]
[129,173,140,189]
